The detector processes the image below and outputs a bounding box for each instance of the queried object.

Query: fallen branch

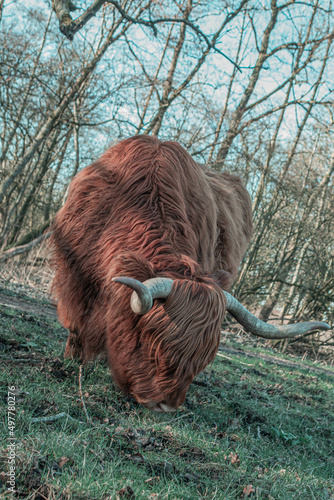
[0,231,52,265]
[217,346,334,378]
[31,411,84,424]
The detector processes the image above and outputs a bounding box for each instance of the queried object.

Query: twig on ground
[0,356,43,363]
[79,364,92,423]
[30,488,48,500]
[216,352,252,366]
[166,412,194,424]
[31,411,84,424]
[192,380,209,387]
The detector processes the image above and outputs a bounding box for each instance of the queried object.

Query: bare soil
[0,290,57,318]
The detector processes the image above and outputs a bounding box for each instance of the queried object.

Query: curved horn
[112,277,173,314]
[224,291,331,339]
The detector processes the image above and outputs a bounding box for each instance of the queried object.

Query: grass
[0,291,333,500]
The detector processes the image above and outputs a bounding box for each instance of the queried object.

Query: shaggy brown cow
[51,135,329,411]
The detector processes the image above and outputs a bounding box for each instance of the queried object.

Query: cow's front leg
[64,330,83,360]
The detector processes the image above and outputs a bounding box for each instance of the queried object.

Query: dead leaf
[128,453,145,463]
[215,431,226,439]
[135,436,150,447]
[228,417,241,430]
[58,456,70,468]
[255,465,267,477]
[145,476,160,485]
[184,472,201,483]
[229,452,240,465]
[117,485,135,498]
[242,484,255,496]
[163,461,174,474]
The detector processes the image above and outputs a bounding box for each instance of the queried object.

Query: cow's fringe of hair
[131,279,226,406]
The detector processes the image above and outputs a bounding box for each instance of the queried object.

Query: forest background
[0,0,333,346]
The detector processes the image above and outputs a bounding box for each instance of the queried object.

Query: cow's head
[112,275,226,411]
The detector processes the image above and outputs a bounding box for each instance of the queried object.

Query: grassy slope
[0,293,333,500]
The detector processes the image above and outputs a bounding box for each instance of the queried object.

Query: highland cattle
[51,135,329,411]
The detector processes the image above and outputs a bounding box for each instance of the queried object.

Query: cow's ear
[108,251,155,284]
[211,270,233,291]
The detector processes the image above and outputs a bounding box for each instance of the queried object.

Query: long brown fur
[51,135,252,409]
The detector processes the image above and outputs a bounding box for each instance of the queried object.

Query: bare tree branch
[51,0,242,70]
